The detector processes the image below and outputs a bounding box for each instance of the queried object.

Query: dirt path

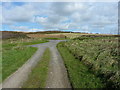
[1,40,71,88]
[46,45,71,88]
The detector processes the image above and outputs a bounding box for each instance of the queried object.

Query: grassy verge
[22,48,51,88]
[21,39,48,45]
[2,46,37,81]
[2,38,48,81]
[63,37,119,88]
[57,42,104,88]
[3,38,48,47]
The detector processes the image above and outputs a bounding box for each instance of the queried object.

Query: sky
[1,1,118,34]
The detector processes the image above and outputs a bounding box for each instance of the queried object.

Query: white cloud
[10,25,45,32]
[2,2,118,34]
[10,26,29,30]
[36,17,47,24]
[2,3,36,24]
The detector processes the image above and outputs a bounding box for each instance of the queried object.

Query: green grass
[63,36,119,88]
[22,48,51,88]
[2,38,48,82]
[3,38,48,47]
[2,46,37,81]
[21,39,48,45]
[57,42,104,88]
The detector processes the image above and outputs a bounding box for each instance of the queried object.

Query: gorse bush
[63,36,120,88]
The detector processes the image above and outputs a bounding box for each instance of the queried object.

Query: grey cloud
[51,2,88,16]
[48,15,68,24]
[2,2,118,33]
[2,3,36,23]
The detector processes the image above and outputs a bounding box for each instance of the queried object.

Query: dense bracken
[62,36,120,88]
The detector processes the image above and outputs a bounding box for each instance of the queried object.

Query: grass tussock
[22,48,51,88]
[59,36,120,88]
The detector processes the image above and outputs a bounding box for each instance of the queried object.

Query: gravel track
[1,40,71,88]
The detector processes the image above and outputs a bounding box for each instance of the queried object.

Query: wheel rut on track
[1,40,71,88]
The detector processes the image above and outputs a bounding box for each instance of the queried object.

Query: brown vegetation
[25,31,72,34]
[1,31,119,39]
[1,31,27,39]
[27,34,66,38]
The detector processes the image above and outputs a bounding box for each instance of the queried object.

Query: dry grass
[63,36,120,88]
[27,34,66,38]
[27,33,119,39]
[2,31,26,39]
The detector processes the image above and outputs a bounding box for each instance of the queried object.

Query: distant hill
[1,31,119,39]
[1,31,27,39]
[25,31,74,34]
